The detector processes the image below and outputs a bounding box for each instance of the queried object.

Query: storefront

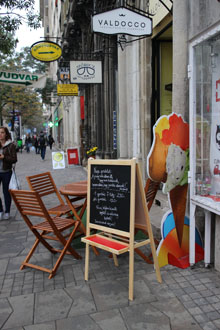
[189,23,220,268]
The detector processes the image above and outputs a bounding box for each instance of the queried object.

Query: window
[192,31,220,199]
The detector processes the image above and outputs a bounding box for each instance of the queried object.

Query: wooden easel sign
[82,158,161,300]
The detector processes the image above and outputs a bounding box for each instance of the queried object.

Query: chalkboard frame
[83,158,162,301]
[86,158,136,238]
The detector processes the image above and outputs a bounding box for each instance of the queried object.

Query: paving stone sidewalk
[0,149,220,329]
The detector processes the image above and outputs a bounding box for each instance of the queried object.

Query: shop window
[193,33,220,199]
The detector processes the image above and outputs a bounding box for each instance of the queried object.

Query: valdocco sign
[92,7,152,36]
[70,61,102,84]
[30,41,62,62]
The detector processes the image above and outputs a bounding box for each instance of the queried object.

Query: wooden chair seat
[48,203,81,215]
[10,189,82,279]
[26,172,83,217]
[33,217,76,232]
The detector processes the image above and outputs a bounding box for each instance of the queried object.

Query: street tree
[0,0,41,56]
[0,47,46,132]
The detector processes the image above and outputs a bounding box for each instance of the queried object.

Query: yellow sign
[57,84,79,96]
[30,41,62,62]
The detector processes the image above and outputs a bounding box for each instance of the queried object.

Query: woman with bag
[0,127,17,220]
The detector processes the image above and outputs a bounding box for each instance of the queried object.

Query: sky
[15,0,44,52]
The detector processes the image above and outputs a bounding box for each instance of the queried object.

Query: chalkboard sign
[90,164,131,232]
[83,159,162,301]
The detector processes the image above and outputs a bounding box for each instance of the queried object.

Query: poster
[52,151,65,169]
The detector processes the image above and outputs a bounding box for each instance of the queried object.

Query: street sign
[0,70,46,88]
[31,41,62,62]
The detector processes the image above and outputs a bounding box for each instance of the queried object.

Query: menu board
[90,164,131,232]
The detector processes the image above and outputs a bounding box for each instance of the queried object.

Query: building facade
[40,0,220,270]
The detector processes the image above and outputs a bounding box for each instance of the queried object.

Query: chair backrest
[26,172,64,205]
[10,189,53,226]
[144,178,160,211]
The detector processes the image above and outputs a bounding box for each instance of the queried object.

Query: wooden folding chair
[26,172,83,217]
[145,178,161,211]
[135,178,160,263]
[10,189,82,278]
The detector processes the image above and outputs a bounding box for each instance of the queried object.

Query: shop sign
[70,61,102,84]
[149,0,173,28]
[58,67,70,83]
[30,41,62,62]
[0,70,46,88]
[92,7,152,36]
[57,84,78,96]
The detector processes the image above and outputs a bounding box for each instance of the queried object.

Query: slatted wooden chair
[145,178,161,211]
[26,172,83,217]
[10,189,82,278]
[135,178,160,264]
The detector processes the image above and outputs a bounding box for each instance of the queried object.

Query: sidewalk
[0,149,220,330]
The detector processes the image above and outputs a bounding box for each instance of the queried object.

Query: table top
[59,181,87,196]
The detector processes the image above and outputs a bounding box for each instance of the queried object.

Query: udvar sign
[0,70,46,88]
[92,7,152,36]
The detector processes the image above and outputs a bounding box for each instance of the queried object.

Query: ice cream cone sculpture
[147,113,189,247]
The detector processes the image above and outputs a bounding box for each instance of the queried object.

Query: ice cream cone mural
[147,113,189,247]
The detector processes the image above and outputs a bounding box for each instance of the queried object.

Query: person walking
[48,134,54,150]
[16,137,22,153]
[39,131,46,160]
[25,134,31,153]
[34,134,40,154]
[0,127,17,220]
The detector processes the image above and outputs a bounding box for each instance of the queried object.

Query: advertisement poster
[52,151,65,169]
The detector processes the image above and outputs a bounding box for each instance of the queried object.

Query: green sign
[0,71,46,88]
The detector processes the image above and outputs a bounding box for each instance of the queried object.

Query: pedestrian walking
[25,134,31,153]
[39,131,46,160]
[33,134,40,154]
[48,134,55,150]
[0,127,17,220]
[16,137,22,153]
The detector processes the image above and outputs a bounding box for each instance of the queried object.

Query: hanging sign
[0,70,46,88]
[30,41,62,62]
[149,0,173,28]
[92,7,152,36]
[70,61,102,84]
[57,84,78,96]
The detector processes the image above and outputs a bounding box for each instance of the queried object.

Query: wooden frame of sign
[82,158,161,301]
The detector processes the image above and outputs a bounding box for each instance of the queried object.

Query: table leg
[63,195,99,256]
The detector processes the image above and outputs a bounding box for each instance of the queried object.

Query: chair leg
[49,221,82,279]
[20,237,40,270]
[20,230,56,270]
[134,248,153,264]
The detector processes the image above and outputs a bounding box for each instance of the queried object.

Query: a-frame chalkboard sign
[82,158,162,301]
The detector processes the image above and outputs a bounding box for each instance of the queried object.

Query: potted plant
[86,146,98,159]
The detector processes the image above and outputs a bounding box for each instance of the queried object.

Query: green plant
[86,146,97,157]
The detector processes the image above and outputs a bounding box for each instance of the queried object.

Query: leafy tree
[2,86,44,130]
[0,47,47,132]
[0,0,41,56]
